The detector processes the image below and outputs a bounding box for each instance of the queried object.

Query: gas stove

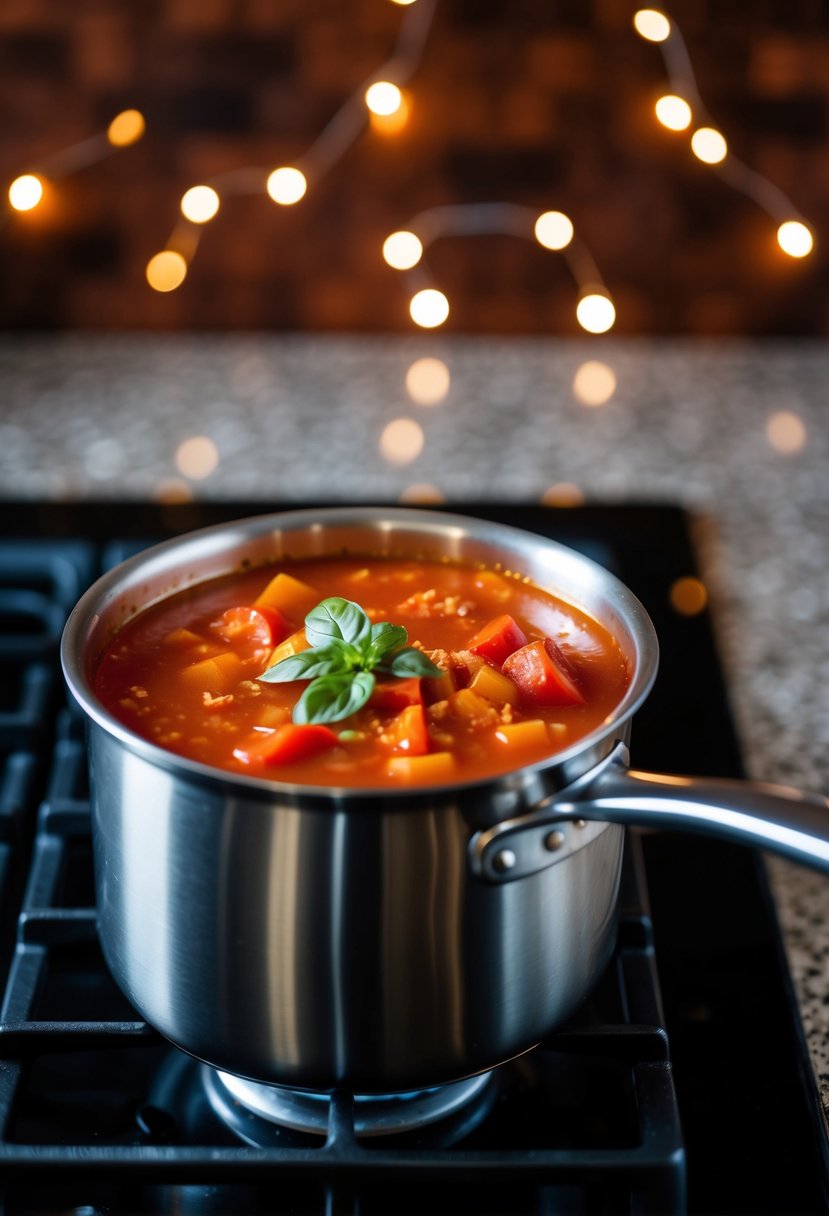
[0,501,824,1214]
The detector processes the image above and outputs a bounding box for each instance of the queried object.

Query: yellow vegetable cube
[386,752,458,783]
[180,651,244,694]
[469,663,520,707]
[493,719,551,755]
[254,572,319,623]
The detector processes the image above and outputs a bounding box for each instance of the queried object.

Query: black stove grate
[0,503,823,1216]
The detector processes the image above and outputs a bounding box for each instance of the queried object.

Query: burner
[205,1067,495,1140]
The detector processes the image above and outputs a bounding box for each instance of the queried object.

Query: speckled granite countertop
[2,332,828,1110]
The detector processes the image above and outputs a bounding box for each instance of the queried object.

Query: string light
[534,210,574,250]
[266,167,307,206]
[635,11,815,258]
[386,202,614,332]
[379,418,425,464]
[777,221,813,259]
[383,230,423,269]
[655,95,692,131]
[576,293,616,334]
[370,90,411,135]
[107,109,145,148]
[690,127,727,165]
[365,81,403,116]
[633,9,671,42]
[146,250,188,293]
[8,174,45,212]
[181,185,221,224]
[409,288,449,328]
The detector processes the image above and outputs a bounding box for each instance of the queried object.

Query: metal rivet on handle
[492,848,517,874]
[573,819,586,829]
[544,829,566,853]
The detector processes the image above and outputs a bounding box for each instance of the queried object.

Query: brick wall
[0,0,826,334]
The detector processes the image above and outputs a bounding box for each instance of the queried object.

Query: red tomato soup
[94,556,630,787]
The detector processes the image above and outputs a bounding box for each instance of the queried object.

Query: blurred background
[0,0,825,335]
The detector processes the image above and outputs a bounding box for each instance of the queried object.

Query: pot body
[90,722,624,1090]
[64,507,659,1091]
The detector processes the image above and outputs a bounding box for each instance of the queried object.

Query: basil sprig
[258,597,442,725]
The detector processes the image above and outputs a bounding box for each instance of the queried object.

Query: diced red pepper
[371,677,423,713]
[233,723,338,767]
[383,704,430,756]
[502,638,585,707]
[213,605,292,649]
[467,614,528,667]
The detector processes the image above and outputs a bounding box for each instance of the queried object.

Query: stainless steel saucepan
[61,508,829,1093]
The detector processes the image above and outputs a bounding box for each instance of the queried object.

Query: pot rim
[60,506,659,804]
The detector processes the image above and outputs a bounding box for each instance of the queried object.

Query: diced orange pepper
[164,627,203,647]
[180,651,244,694]
[266,627,311,669]
[386,751,457,783]
[254,572,319,624]
[383,704,430,755]
[467,614,528,667]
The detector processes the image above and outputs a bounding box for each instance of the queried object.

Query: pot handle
[561,742,829,872]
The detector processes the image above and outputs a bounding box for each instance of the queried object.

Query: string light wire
[635,8,815,255]
[151,0,438,289]
[385,201,614,332]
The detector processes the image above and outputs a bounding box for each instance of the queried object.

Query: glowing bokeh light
[8,174,44,212]
[410,289,449,329]
[405,357,451,406]
[365,81,403,117]
[389,0,418,5]
[655,95,692,131]
[541,483,585,507]
[379,419,425,465]
[633,9,671,42]
[266,166,307,205]
[572,361,617,407]
[576,293,616,334]
[107,109,145,147]
[175,436,220,480]
[383,230,423,270]
[370,91,411,135]
[691,127,727,164]
[153,479,194,504]
[146,251,187,292]
[181,185,220,224]
[766,411,806,453]
[534,210,574,251]
[669,577,709,617]
[777,221,814,259]
[399,483,445,503]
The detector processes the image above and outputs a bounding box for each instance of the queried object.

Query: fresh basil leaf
[387,647,443,678]
[258,643,352,684]
[293,670,376,725]
[368,621,408,665]
[305,597,372,650]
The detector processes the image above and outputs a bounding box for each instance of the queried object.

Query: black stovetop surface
[0,500,825,1215]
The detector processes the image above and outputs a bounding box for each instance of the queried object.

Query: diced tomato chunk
[213,605,292,648]
[502,638,585,707]
[467,614,528,667]
[233,723,338,767]
[371,677,423,712]
[383,704,430,756]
